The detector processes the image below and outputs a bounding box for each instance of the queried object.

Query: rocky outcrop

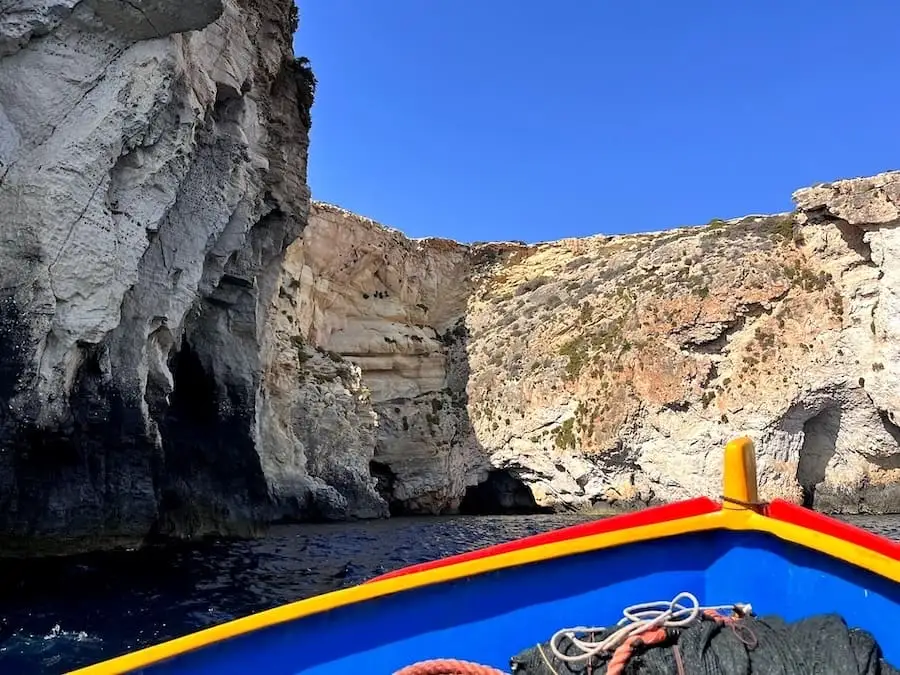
[265,203,486,517]
[272,173,900,517]
[0,0,315,554]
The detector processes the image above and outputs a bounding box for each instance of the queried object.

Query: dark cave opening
[459,470,553,515]
[796,407,841,509]
[369,460,407,517]
[166,341,219,427]
[152,338,268,538]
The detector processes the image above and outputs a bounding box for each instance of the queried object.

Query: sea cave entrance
[459,469,553,515]
[796,407,841,509]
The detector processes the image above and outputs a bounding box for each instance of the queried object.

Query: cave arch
[459,470,553,515]
[796,407,841,508]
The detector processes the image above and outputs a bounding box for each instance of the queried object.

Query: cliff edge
[0,0,316,554]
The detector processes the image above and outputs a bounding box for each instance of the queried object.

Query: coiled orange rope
[393,658,508,675]
[605,627,669,675]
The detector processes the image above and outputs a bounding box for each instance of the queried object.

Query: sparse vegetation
[559,336,588,380]
[515,276,551,296]
[797,268,830,291]
[828,293,843,315]
[554,418,577,449]
[783,263,831,292]
[291,56,317,127]
[566,256,592,271]
[754,328,776,350]
[759,214,795,241]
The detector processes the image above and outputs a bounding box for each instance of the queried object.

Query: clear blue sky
[292,1,900,243]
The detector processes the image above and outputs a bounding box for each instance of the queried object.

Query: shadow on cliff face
[796,406,841,508]
[0,293,163,554]
[152,338,270,540]
[368,317,551,517]
[0,0,315,555]
[369,459,551,517]
[368,460,403,516]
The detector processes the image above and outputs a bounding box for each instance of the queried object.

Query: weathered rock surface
[0,0,316,554]
[275,173,900,517]
[267,203,489,517]
[3,0,900,557]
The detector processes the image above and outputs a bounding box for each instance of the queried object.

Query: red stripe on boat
[366,497,720,583]
[766,499,900,560]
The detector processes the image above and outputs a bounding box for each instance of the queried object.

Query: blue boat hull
[127,529,900,674]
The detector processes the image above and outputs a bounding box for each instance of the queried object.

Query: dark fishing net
[509,613,900,675]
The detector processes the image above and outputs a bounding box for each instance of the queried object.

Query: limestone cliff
[3,2,900,558]
[274,173,900,517]
[0,0,316,554]
[266,203,485,517]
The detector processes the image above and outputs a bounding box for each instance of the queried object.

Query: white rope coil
[547,591,750,664]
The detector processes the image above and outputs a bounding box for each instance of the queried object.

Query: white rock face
[0,0,317,554]
[0,0,82,57]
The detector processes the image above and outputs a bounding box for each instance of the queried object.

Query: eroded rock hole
[154,338,268,537]
[796,407,841,508]
[459,470,552,515]
[212,82,246,127]
[167,341,218,426]
[368,460,406,516]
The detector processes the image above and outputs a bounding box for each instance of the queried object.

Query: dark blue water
[1,513,898,675]
[0,514,595,674]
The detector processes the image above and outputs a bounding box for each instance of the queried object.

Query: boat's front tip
[721,435,760,512]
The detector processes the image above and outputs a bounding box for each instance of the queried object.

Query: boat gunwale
[66,437,900,675]
[364,496,722,583]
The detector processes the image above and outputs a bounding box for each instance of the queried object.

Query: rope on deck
[544,591,750,667]
[392,592,750,675]
[514,602,900,674]
[393,658,508,674]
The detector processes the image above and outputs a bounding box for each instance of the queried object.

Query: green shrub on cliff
[292,56,317,127]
